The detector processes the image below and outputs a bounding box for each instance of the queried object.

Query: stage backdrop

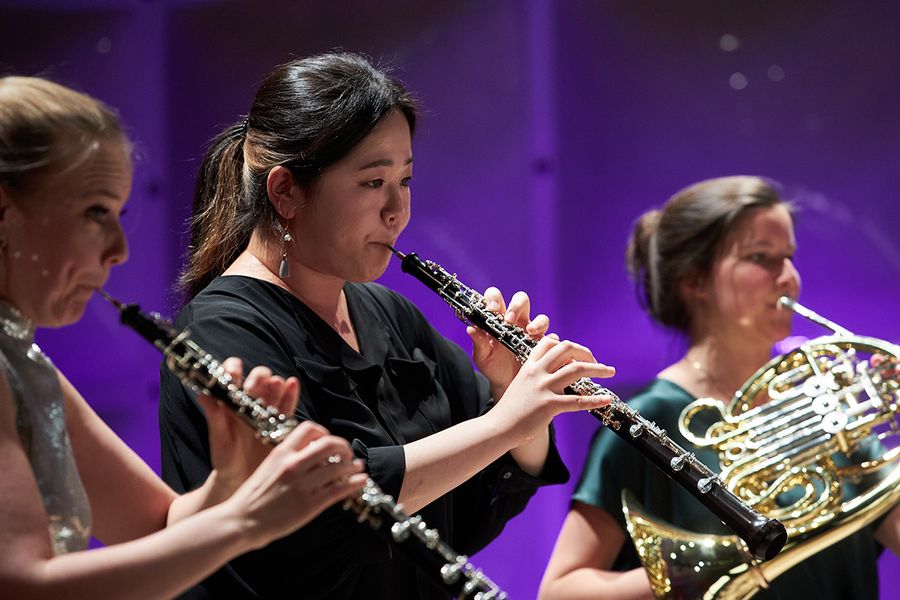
[2,0,899,597]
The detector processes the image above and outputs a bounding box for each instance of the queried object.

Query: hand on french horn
[870,352,900,380]
[490,336,615,447]
[468,287,551,400]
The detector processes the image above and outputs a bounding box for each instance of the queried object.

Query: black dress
[159,275,568,599]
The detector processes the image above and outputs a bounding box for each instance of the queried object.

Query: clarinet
[98,291,506,600]
[387,248,788,562]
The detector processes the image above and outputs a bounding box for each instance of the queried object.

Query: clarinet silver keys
[99,290,506,600]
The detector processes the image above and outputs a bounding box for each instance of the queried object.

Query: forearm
[399,412,512,514]
[539,567,654,600]
[488,383,552,475]
[489,377,550,477]
[509,427,550,476]
[166,470,234,526]
[873,502,900,556]
[8,501,256,600]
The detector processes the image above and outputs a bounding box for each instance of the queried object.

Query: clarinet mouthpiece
[97,289,124,310]
[385,243,406,259]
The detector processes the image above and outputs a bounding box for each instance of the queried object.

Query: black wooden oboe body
[392,250,787,562]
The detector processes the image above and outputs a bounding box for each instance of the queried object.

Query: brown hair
[181,52,418,298]
[626,176,789,333]
[0,76,124,195]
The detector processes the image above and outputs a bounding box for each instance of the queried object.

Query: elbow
[537,574,562,600]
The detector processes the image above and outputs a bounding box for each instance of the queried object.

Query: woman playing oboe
[0,76,366,598]
[159,51,615,598]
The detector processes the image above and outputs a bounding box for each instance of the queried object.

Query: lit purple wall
[3,1,899,597]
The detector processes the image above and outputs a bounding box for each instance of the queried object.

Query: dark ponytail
[180,122,262,297]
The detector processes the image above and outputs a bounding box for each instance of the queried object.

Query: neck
[227,230,348,329]
[681,333,771,399]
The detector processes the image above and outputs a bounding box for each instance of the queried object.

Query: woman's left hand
[870,353,900,379]
[468,287,550,400]
[199,358,301,498]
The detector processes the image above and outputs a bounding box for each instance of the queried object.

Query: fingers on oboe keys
[531,338,616,377]
[529,337,616,410]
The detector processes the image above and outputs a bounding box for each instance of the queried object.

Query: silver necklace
[0,302,35,342]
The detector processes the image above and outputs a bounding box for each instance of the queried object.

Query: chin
[774,318,794,338]
[358,259,392,283]
[765,325,793,348]
[44,302,90,329]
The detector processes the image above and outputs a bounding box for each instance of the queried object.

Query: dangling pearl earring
[278,231,293,279]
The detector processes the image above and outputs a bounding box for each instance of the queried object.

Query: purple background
[3,1,899,597]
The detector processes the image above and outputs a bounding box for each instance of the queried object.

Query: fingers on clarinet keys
[575,394,613,410]
[298,432,356,471]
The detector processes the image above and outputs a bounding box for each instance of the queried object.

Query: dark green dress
[573,378,883,599]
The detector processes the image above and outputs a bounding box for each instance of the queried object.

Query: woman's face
[0,137,131,327]
[290,110,412,283]
[693,204,801,348]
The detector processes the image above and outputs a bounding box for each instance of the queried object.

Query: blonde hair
[0,76,124,194]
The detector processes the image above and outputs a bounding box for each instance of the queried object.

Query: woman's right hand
[224,421,367,549]
[490,336,616,446]
[195,358,366,543]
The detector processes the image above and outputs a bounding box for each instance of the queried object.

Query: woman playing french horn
[539,176,900,599]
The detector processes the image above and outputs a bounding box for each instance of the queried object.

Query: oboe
[99,291,506,600]
[387,248,788,562]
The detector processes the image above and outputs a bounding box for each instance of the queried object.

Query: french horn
[623,296,900,599]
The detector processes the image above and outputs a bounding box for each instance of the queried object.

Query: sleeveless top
[0,301,91,554]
